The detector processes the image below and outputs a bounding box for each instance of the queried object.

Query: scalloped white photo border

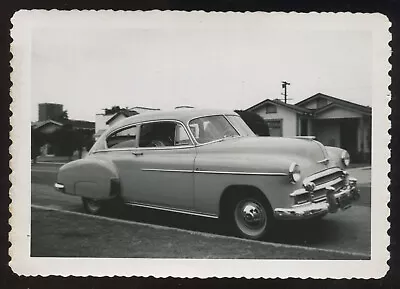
[9,10,391,278]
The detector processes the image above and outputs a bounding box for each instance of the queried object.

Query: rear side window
[106,125,137,149]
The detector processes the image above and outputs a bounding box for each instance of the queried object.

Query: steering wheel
[150,140,166,147]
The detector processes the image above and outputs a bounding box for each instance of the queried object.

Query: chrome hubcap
[86,199,101,212]
[235,200,267,237]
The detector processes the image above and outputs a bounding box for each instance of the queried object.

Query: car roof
[115,108,238,128]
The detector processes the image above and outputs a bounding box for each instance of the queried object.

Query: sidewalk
[36,156,77,163]
[35,152,88,164]
[347,167,371,185]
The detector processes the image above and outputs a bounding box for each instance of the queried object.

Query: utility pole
[281,81,291,103]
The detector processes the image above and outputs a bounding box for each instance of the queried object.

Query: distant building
[32,119,95,155]
[175,105,195,109]
[246,93,372,162]
[130,106,161,114]
[38,103,63,121]
[95,106,160,140]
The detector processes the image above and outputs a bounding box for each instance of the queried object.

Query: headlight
[341,150,350,167]
[289,162,301,183]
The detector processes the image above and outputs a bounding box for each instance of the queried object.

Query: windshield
[189,115,239,144]
[225,115,256,137]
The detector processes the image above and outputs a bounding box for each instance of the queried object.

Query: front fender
[56,157,119,200]
[325,146,347,169]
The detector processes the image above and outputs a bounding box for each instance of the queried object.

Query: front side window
[189,115,239,144]
[139,121,192,147]
[106,125,137,149]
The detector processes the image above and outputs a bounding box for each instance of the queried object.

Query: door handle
[132,152,143,156]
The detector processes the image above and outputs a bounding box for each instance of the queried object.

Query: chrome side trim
[194,170,287,176]
[141,168,286,176]
[94,145,196,154]
[141,168,193,173]
[126,202,218,219]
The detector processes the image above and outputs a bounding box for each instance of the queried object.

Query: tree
[235,110,270,136]
[47,123,78,158]
[104,106,122,115]
[54,110,69,122]
[31,126,46,163]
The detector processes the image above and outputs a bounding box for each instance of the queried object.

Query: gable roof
[245,98,312,114]
[32,120,63,129]
[314,102,372,116]
[32,119,95,130]
[67,119,95,130]
[105,110,139,125]
[296,93,372,114]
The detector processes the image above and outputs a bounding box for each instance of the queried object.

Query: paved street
[31,163,372,257]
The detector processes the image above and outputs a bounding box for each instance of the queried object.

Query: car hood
[198,136,329,164]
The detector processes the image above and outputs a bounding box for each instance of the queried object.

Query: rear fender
[57,158,119,200]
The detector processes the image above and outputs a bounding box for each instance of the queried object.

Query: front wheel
[233,197,274,240]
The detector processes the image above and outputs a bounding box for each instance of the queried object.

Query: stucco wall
[357,117,371,153]
[300,99,332,109]
[252,105,297,137]
[316,107,362,119]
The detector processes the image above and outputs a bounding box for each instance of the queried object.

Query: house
[32,119,95,155]
[95,106,160,140]
[246,93,372,162]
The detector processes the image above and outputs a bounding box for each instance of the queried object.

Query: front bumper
[274,182,360,220]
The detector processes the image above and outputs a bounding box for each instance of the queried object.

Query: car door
[125,120,196,210]
[100,123,143,201]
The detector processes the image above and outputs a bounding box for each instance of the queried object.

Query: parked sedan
[55,109,359,240]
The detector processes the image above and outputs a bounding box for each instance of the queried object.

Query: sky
[30,12,373,122]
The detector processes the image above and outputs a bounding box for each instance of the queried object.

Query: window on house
[106,125,137,148]
[139,122,192,147]
[266,120,282,137]
[265,105,277,114]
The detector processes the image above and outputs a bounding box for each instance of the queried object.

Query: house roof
[130,106,160,111]
[296,93,372,114]
[32,119,94,130]
[105,109,139,125]
[67,119,95,130]
[32,120,63,129]
[314,102,372,116]
[246,98,312,114]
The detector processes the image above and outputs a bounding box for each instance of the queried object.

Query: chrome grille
[304,168,345,202]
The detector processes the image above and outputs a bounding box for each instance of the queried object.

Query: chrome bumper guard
[274,180,360,220]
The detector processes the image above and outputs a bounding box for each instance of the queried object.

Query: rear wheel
[232,196,274,240]
[82,197,105,215]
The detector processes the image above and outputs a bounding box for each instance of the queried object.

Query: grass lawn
[31,207,368,259]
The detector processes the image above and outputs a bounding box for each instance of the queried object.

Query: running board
[125,202,219,219]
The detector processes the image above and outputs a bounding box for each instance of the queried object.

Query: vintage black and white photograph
[10,10,390,278]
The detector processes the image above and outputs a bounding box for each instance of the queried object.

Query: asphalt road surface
[31,163,372,256]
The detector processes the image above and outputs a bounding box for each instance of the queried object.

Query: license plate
[338,194,352,210]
